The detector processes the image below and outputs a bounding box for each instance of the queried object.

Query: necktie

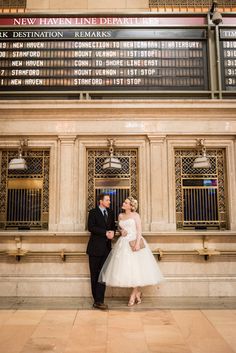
[103,209,108,223]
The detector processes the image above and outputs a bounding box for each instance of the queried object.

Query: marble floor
[0,298,236,353]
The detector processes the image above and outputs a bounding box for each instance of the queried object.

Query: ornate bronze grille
[149,0,236,11]
[0,150,49,229]
[175,148,227,229]
[87,149,138,220]
[0,0,26,12]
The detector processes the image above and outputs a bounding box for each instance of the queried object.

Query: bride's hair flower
[127,196,138,212]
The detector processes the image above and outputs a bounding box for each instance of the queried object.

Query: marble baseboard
[0,275,236,297]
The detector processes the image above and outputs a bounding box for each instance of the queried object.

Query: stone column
[148,135,175,231]
[57,136,77,231]
[227,138,236,230]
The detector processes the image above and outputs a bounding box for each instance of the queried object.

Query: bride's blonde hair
[127,196,138,212]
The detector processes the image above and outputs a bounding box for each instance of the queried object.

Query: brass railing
[1,248,236,262]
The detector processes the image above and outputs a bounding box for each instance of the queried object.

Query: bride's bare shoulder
[118,213,124,220]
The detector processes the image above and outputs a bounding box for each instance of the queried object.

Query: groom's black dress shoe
[93,302,108,310]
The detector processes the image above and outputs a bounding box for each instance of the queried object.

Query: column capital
[58,135,77,144]
[147,135,166,143]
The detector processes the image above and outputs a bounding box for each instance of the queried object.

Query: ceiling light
[193,139,211,169]
[8,139,28,170]
[103,139,122,170]
[209,1,223,25]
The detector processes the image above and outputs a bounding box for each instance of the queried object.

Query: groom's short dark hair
[98,193,110,202]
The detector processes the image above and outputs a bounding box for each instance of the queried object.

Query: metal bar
[23,189,26,222]
[19,189,22,222]
[10,189,13,222]
[192,188,196,222]
[203,188,206,221]
[197,188,200,221]
[1,249,236,259]
[195,188,198,222]
[215,25,223,99]
[213,189,217,220]
[13,189,15,222]
[204,188,207,221]
[28,189,31,221]
[0,90,214,95]
[37,189,40,221]
[34,189,38,221]
[207,12,215,99]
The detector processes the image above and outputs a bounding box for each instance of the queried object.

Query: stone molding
[1,100,236,121]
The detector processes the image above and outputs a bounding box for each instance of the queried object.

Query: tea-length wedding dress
[99,218,164,287]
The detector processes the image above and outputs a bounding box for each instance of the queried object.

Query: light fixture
[193,139,211,169]
[103,139,122,170]
[209,1,223,25]
[8,139,28,170]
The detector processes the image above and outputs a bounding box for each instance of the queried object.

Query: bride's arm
[134,213,142,250]
[117,214,122,231]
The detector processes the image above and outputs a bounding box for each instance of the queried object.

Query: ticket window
[87,149,138,221]
[182,178,219,228]
[0,150,49,230]
[175,148,227,230]
[7,179,43,229]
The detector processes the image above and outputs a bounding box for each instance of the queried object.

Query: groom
[87,193,116,310]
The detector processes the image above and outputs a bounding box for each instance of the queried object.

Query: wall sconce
[209,0,223,25]
[8,139,28,170]
[193,139,211,169]
[103,139,122,170]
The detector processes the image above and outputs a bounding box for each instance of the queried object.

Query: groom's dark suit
[87,206,115,304]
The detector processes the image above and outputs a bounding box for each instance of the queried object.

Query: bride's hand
[133,242,140,251]
[120,228,128,237]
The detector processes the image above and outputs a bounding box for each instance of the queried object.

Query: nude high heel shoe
[135,292,142,304]
[128,294,136,307]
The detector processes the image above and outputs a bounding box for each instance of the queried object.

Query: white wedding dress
[99,218,164,287]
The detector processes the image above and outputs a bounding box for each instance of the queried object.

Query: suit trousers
[89,255,108,303]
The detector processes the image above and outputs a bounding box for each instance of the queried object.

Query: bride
[99,196,164,306]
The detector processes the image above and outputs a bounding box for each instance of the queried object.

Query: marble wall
[0,99,236,297]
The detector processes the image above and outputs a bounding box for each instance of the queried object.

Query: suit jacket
[86,206,116,256]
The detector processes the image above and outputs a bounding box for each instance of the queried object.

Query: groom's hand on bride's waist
[120,229,128,237]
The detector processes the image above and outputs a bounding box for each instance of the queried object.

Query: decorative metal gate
[149,0,236,12]
[175,148,227,229]
[87,149,138,221]
[0,150,49,230]
[0,0,26,12]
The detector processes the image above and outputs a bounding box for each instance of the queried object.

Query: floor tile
[203,310,236,353]
[5,310,46,326]
[0,310,16,326]
[0,325,37,353]
[172,310,235,353]
[20,337,68,353]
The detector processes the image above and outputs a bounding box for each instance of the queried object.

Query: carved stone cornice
[1,99,236,120]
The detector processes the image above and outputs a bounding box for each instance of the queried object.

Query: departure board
[0,20,208,92]
[220,29,236,91]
